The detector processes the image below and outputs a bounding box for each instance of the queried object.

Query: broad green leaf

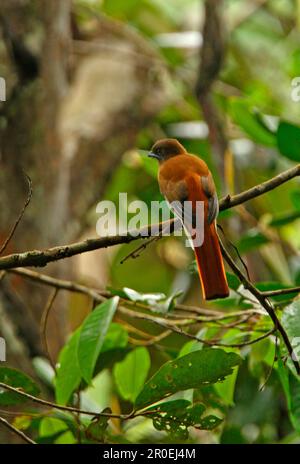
[114,347,151,403]
[179,340,203,358]
[282,300,300,368]
[237,229,269,253]
[277,354,300,433]
[39,417,75,444]
[277,121,300,162]
[149,400,222,439]
[226,272,240,291]
[135,349,242,409]
[78,297,119,384]
[228,99,276,146]
[12,415,32,431]
[39,417,69,437]
[140,155,159,178]
[178,329,207,357]
[270,211,300,228]
[289,375,300,433]
[55,329,81,405]
[101,323,128,353]
[0,367,39,405]
[214,367,239,406]
[291,191,300,211]
[256,282,298,303]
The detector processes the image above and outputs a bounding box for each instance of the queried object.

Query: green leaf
[214,366,239,406]
[226,272,240,291]
[277,353,300,433]
[282,300,300,371]
[85,408,111,443]
[78,297,119,384]
[140,155,159,179]
[237,229,269,253]
[291,191,300,211]
[38,417,75,444]
[0,367,39,406]
[277,121,300,162]
[39,417,68,437]
[113,347,151,403]
[228,99,276,146]
[256,282,298,303]
[101,323,128,353]
[55,329,81,405]
[135,349,242,409]
[282,300,300,351]
[149,400,222,439]
[12,415,32,431]
[270,211,300,228]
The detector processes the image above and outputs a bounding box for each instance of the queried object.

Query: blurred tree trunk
[0,0,169,361]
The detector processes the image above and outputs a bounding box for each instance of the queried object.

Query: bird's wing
[201,173,219,225]
[159,170,218,226]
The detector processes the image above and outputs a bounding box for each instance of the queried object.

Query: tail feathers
[193,223,229,300]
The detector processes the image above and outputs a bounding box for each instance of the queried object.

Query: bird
[148,138,229,300]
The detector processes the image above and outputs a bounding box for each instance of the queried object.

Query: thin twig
[262,286,300,297]
[0,173,32,256]
[0,415,36,444]
[128,330,172,346]
[0,383,132,420]
[40,288,59,371]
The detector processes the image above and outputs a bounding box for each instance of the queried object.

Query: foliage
[2,0,300,446]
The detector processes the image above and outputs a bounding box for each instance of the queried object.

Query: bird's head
[148,138,186,163]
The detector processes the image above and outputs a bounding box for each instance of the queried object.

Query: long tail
[193,223,229,300]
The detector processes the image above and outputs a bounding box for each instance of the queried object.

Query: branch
[0,383,129,420]
[262,286,300,297]
[219,238,300,374]
[0,415,36,444]
[7,267,264,323]
[40,288,59,371]
[0,163,299,271]
[0,173,32,256]
[219,164,300,211]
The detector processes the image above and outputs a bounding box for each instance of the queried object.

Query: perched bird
[148,138,229,300]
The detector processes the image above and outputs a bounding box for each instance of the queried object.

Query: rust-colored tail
[193,223,229,300]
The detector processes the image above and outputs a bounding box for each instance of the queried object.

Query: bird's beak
[148,151,161,160]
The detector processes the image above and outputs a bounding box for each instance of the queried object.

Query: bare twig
[8,268,265,322]
[40,288,59,371]
[0,415,36,444]
[0,383,131,420]
[219,164,300,212]
[0,173,32,256]
[262,286,300,297]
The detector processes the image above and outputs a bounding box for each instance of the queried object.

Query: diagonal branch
[0,173,32,256]
[0,415,36,444]
[218,238,300,375]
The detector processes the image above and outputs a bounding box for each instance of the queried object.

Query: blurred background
[1,0,300,444]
